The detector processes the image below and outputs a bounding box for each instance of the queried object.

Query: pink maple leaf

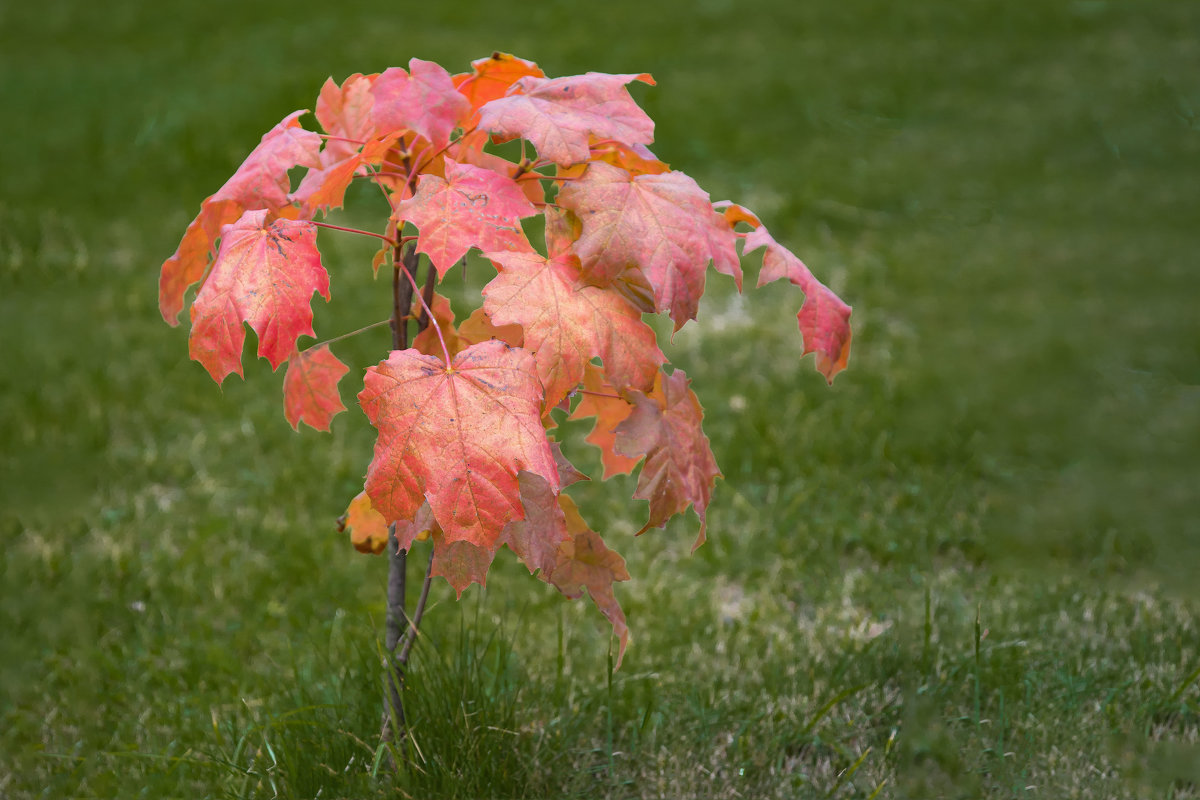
[188,209,329,383]
[744,226,852,383]
[557,162,740,329]
[394,160,537,277]
[477,72,655,167]
[371,58,471,150]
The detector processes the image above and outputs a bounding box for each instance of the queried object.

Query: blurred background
[2,1,1198,797]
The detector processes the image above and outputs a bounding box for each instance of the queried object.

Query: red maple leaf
[744,226,853,383]
[477,72,655,167]
[283,344,348,431]
[548,495,631,667]
[501,470,571,577]
[430,530,496,597]
[550,440,589,488]
[614,370,720,550]
[395,160,537,276]
[449,128,548,206]
[357,340,560,548]
[188,210,329,383]
[391,502,438,553]
[556,162,740,329]
[371,58,471,150]
[482,208,664,410]
[499,471,630,666]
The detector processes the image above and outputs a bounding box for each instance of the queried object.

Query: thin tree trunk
[379,245,444,761]
[381,244,418,753]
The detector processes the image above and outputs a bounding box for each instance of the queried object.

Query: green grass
[3,0,1199,797]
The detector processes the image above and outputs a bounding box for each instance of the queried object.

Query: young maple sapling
[158,51,851,732]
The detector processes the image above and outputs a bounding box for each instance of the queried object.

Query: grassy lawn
[2,1,1199,797]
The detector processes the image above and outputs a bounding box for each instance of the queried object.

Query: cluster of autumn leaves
[159,53,852,663]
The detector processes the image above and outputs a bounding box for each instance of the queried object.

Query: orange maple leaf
[569,363,642,479]
[283,344,348,431]
[291,133,399,217]
[453,52,545,121]
[338,491,390,555]
[315,73,378,163]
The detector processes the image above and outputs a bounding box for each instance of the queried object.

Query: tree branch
[398,551,435,667]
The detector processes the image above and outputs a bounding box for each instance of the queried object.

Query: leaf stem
[311,220,397,244]
[406,124,480,192]
[358,160,401,210]
[399,144,432,201]
[417,259,438,330]
[397,259,451,366]
[392,245,415,350]
[398,553,435,666]
[576,388,623,400]
[511,139,533,181]
[317,133,367,145]
[306,319,392,350]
